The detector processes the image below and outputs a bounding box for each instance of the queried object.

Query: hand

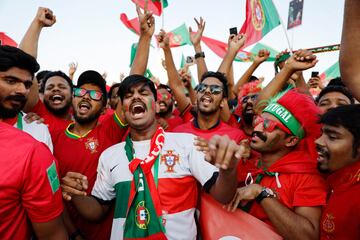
[119,72,126,81]
[284,49,318,72]
[205,135,247,170]
[24,112,45,124]
[157,117,169,130]
[61,172,88,201]
[178,69,192,88]
[68,62,78,76]
[194,136,209,154]
[35,7,56,27]
[156,29,170,49]
[102,71,107,80]
[189,17,206,46]
[150,76,160,86]
[254,49,270,64]
[136,1,155,38]
[227,34,247,54]
[308,76,324,89]
[225,184,263,212]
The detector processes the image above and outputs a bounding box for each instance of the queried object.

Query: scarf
[123,126,167,240]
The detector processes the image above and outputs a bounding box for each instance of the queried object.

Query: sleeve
[180,104,194,123]
[99,112,128,142]
[91,152,116,201]
[22,142,63,223]
[292,174,328,207]
[187,135,218,186]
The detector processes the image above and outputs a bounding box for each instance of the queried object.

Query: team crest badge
[322,213,335,233]
[85,137,99,154]
[251,0,265,31]
[135,201,150,229]
[161,150,180,173]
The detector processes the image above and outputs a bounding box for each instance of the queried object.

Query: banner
[287,0,304,30]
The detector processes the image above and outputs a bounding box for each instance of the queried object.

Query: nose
[253,121,264,132]
[15,82,27,95]
[315,133,325,146]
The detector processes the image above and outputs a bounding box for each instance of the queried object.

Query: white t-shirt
[15,112,53,153]
[92,132,218,240]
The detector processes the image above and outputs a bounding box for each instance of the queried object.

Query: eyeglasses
[73,88,103,101]
[195,83,223,95]
[253,116,292,134]
[241,94,258,104]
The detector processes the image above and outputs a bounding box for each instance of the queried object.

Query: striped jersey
[92,132,218,240]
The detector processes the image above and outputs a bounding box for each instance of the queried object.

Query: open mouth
[200,95,213,105]
[50,94,64,105]
[316,146,330,163]
[130,101,146,118]
[78,101,91,114]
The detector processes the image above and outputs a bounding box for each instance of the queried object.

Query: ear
[284,135,299,147]
[219,98,226,109]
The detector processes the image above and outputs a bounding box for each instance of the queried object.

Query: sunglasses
[241,94,258,104]
[73,88,103,101]
[253,116,292,134]
[196,83,223,95]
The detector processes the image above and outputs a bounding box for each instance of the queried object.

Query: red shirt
[237,151,328,228]
[0,122,63,239]
[52,113,127,240]
[173,120,246,144]
[320,161,360,239]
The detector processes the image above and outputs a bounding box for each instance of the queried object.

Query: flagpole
[272,0,293,53]
[161,0,164,29]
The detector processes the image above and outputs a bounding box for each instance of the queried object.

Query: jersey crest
[161,150,180,173]
[135,201,150,229]
[322,213,335,234]
[85,137,99,154]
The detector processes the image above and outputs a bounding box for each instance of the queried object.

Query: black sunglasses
[241,94,258,104]
[195,83,223,95]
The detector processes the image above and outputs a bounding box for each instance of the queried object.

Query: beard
[0,95,26,119]
[73,109,102,125]
[242,112,255,125]
[157,103,173,118]
[44,99,72,117]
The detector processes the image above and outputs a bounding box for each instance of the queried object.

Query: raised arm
[340,0,360,101]
[68,62,78,81]
[130,2,155,75]
[256,50,317,111]
[158,30,191,113]
[233,49,269,97]
[189,17,208,81]
[20,7,56,112]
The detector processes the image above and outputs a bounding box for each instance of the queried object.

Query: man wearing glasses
[226,89,328,239]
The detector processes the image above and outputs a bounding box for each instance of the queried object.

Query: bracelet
[194,51,205,59]
[69,229,82,240]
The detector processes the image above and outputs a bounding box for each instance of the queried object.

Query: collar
[65,122,92,139]
[327,161,360,190]
[193,116,220,130]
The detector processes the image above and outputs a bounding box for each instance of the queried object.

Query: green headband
[263,102,305,139]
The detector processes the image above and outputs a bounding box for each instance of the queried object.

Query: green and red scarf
[124,126,167,240]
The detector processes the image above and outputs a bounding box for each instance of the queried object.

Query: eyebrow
[323,127,342,136]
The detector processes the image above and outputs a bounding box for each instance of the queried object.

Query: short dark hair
[319,104,360,157]
[200,71,228,98]
[0,45,40,75]
[118,74,157,102]
[77,70,107,106]
[108,83,121,98]
[42,71,73,93]
[36,70,51,83]
[316,78,354,104]
[157,83,172,94]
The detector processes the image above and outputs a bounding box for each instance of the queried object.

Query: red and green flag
[156,23,191,48]
[131,0,168,16]
[0,32,17,47]
[120,13,140,35]
[200,35,253,62]
[130,43,154,78]
[320,61,340,81]
[240,0,280,48]
[250,42,279,61]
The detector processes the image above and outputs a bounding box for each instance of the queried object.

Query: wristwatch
[255,187,277,203]
[194,51,205,59]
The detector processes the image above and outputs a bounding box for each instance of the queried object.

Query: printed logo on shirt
[135,201,150,229]
[85,137,99,154]
[161,150,180,173]
[47,161,60,194]
[322,213,335,234]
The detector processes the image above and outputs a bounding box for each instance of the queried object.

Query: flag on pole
[200,35,253,62]
[200,193,282,240]
[0,32,17,47]
[320,61,340,81]
[167,23,191,48]
[120,13,140,35]
[131,0,168,16]
[250,42,279,61]
[239,0,281,48]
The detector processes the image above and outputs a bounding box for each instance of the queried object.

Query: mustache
[316,145,330,159]
[6,94,26,103]
[252,131,267,142]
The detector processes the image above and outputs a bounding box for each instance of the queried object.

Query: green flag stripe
[114,181,131,218]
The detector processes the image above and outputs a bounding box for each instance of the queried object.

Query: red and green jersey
[51,113,127,240]
[0,123,63,239]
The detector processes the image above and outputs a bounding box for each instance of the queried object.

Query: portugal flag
[131,0,168,16]
[167,23,191,48]
[200,193,282,240]
[240,0,280,48]
[320,61,340,81]
[0,32,17,47]
[120,13,140,35]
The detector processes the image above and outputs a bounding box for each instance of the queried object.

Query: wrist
[255,187,277,203]
[194,51,205,59]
